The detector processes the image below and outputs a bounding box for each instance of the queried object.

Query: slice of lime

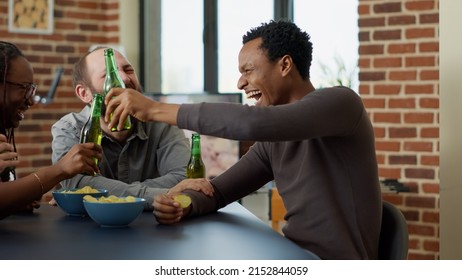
[173,194,192,208]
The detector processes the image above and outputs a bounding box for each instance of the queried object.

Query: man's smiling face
[237,38,289,107]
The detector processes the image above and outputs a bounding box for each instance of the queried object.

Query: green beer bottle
[80,93,103,171]
[186,133,206,179]
[103,48,131,131]
[0,163,14,181]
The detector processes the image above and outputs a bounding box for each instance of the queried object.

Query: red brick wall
[0,0,121,180]
[359,0,439,259]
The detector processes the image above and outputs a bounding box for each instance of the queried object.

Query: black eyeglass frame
[5,80,38,101]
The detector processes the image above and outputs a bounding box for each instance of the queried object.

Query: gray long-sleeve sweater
[178,86,381,260]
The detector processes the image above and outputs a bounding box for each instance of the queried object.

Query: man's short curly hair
[242,20,313,80]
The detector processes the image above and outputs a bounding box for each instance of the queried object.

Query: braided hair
[0,41,24,181]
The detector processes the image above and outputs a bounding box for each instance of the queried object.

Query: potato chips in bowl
[52,186,108,216]
[83,195,145,227]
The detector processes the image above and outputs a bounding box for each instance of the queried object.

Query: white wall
[440,0,462,259]
[120,0,140,74]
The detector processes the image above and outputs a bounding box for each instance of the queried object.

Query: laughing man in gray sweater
[104,20,381,260]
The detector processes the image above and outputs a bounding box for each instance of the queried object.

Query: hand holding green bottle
[103,48,131,132]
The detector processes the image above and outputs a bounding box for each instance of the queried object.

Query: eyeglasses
[5,81,38,101]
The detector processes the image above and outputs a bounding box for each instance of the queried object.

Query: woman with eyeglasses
[0,41,102,219]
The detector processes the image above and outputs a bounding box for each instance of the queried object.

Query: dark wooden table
[0,202,319,260]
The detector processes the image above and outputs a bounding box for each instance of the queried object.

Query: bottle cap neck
[191,134,201,155]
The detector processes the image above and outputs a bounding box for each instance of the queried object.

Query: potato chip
[173,194,192,208]
[83,195,98,202]
[86,195,139,203]
[62,186,100,194]
[106,195,121,202]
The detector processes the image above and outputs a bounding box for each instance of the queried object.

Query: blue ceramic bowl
[52,189,108,216]
[83,197,145,227]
